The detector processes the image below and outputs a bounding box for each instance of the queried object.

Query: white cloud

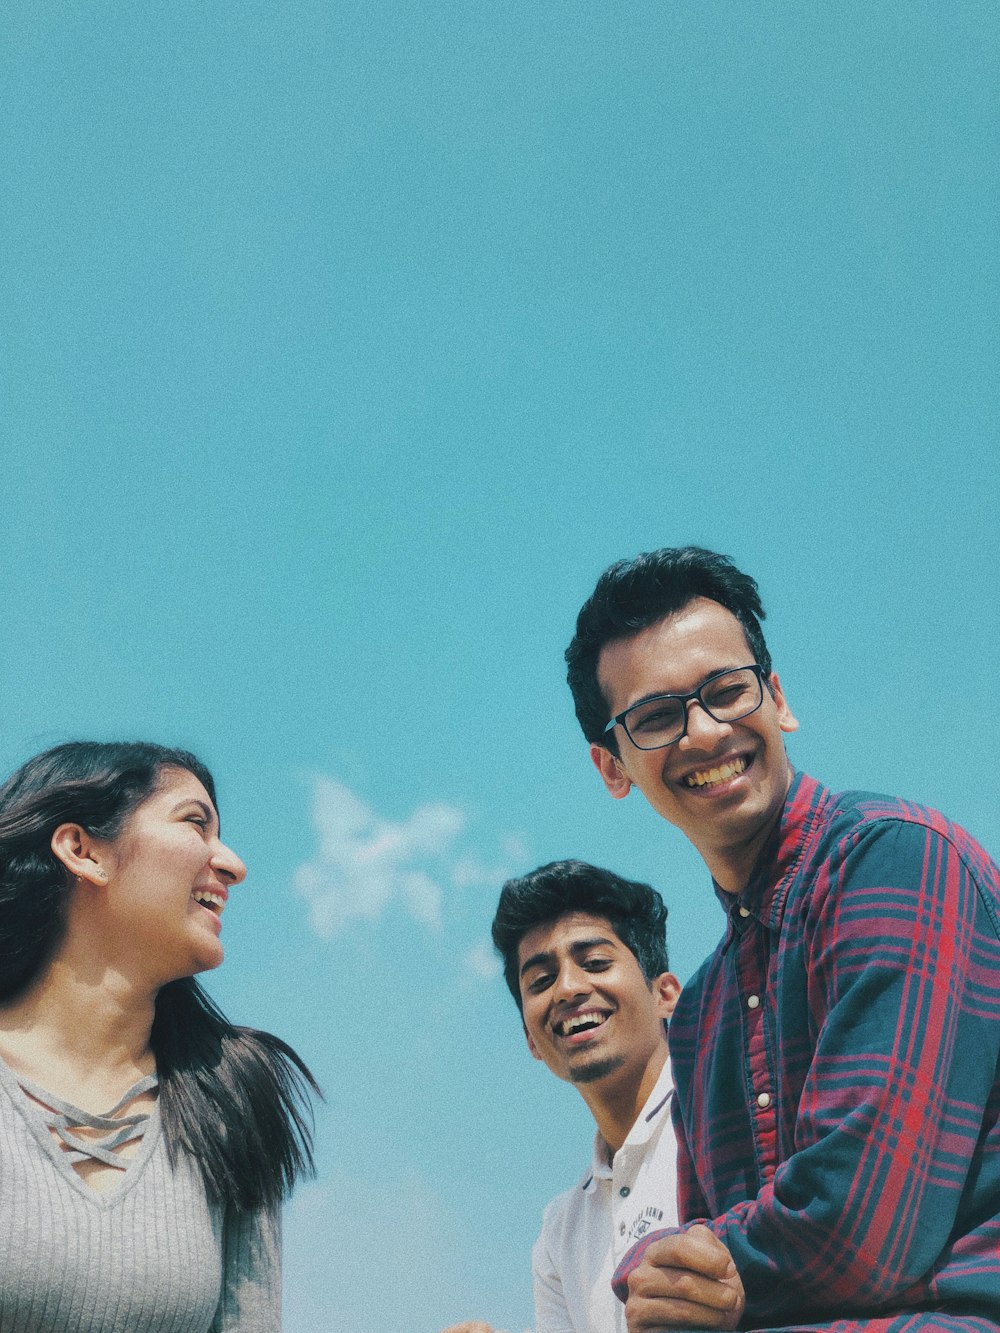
[463,937,502,981]
[501,833,532,863]
[451,853,507,890]
[283,1170,533,1333]
[294,774,524,939]
[450,835,533,891]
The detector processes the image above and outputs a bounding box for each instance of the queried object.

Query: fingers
[623,1227,744,1331]
[644,1225,737,1281]
[439,1324,498,1333]
[625,1289,739,1331]
[626,1266,740,1320]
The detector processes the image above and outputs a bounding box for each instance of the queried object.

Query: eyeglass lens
[624,668,762,749]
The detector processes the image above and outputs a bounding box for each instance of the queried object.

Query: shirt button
[619,1222,626,1235]
[738,907,750,918]
[619,1186,630,1197]
[747,994,760,1010]
[757,1092,771,1109]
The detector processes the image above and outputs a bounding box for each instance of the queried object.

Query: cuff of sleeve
[611,1229,674,1304]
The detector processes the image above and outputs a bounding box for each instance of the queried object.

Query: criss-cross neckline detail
[17,1072,158,1168]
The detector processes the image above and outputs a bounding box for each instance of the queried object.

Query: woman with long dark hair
[0,741,317,1331]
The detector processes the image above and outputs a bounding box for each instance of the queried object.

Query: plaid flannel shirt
[612,771,1000,1331]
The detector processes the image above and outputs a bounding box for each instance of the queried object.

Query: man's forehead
[517,911,623,965]
[597,599,752,710]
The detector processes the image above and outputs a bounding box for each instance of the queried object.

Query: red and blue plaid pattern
[612,772,1000,1330]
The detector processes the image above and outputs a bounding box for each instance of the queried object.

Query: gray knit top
[0,1054,280,1332]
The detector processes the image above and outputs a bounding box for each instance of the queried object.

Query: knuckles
[626,1260,694,1300]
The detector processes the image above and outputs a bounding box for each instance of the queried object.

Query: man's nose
[678,697,733,750]
[553,961,589,1001]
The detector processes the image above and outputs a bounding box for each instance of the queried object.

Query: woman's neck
[0,959,156,1110]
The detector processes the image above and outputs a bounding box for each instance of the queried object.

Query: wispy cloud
[284,1171,533,1333]
[451,833,531,892]
[294,774,524,939]
[463,938,503,981]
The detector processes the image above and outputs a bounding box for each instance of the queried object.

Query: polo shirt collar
[587,1057,675,1183]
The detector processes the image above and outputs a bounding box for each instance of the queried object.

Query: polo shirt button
[757,1091,771,1108]
[738,907,750,918]
[619,1222,626,1235]
[619,1186,630,1197]
[747,994,760,1010]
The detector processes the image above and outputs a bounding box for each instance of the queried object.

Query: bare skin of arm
[624,1226,745,1332]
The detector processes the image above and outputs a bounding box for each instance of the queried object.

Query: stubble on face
[569,1053,627,1084]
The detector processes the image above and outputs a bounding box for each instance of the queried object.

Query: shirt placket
[733,904,778,1186]
[611,1145,636,1262]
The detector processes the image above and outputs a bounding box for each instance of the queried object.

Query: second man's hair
[492,859,669,1011]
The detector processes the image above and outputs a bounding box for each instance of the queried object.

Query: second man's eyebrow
[519,936,618,978]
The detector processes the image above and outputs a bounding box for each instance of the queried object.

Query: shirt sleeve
[670,1089,710,1224]
[212,1203,282,1331]
[614,819,1000,1322]
[532,1216,577,1333]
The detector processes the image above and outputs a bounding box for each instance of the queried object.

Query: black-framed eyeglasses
[603,665,767,751]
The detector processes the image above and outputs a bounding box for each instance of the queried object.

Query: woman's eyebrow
[171,798,218,828]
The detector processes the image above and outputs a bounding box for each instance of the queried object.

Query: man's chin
[569,1054,626,1084]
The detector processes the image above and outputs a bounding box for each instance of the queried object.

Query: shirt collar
[714,770,830,934]
[588,1057,675,1181]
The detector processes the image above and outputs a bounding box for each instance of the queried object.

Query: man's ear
[522,1021,543,1062]
[652,972,681,1021]
[51,824,110,887]
[590,743,632,800]
[768,671,799,735]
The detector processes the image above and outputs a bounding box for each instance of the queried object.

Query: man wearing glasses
[567,546,1000,1332]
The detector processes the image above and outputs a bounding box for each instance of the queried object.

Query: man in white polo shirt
[443,859,679,1333]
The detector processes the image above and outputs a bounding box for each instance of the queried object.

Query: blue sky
[2,3,998,1330]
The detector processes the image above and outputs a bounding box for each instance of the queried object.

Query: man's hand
[439,1324,498,1332]
[623,1225,745,1331]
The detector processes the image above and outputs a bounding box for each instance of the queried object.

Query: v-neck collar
[0,1051,163,1209]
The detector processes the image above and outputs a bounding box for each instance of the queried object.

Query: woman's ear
[51,824,109,886]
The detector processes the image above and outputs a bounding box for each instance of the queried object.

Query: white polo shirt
[531,1059,678,1333]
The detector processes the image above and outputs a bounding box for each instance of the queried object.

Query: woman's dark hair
[491,859,669,1012]
[565,546,772,755]
[0,740,317,1212]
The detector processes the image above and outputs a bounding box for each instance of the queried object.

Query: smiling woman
[0,741,319,1333]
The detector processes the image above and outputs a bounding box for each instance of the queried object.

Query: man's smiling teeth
[555,1011,608,1037]
[192,890,225,914]
[684,757,747,789]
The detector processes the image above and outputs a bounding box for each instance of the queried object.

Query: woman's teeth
[193,890,225,913]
